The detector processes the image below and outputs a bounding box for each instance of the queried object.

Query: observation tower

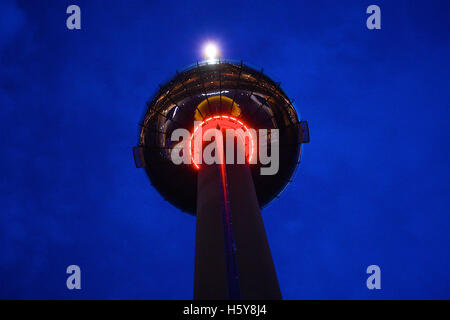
[133,44,309,299]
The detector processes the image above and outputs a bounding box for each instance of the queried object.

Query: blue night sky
[0,0,448,299]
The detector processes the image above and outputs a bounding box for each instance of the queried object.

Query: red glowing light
[189,115,254,169]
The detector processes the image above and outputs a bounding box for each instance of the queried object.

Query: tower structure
[134,58,309,299]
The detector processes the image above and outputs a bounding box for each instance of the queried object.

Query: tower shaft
[194,161,282,300]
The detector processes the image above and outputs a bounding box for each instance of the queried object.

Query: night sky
[1,0,448,299]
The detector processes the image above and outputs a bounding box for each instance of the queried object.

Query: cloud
[0,0,26,47]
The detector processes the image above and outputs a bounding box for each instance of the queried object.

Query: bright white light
[203,42,220,60]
